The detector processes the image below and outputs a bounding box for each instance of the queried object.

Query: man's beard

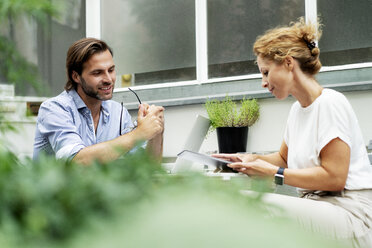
[79,76,113,101]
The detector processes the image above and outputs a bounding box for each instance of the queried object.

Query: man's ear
[72,71,81,84]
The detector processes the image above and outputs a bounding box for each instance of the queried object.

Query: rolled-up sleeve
[37,101,86,160]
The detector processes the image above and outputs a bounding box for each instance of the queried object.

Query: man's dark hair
[65,38,113,91]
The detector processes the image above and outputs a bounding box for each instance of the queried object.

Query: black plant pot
[216,126,248,172]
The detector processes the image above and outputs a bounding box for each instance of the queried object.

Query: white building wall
[159,90,372,157]
[1,90,372,159]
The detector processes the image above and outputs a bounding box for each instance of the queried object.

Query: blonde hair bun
[253,17,322,75]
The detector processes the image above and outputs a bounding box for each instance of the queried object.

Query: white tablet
[177,150,231,170]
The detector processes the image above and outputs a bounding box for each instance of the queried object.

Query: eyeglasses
[119,88,142,135]
[128,87,142,104]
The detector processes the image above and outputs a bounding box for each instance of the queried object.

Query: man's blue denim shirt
[33,89,135,160]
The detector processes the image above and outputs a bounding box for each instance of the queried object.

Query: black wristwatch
[274,167,285,185]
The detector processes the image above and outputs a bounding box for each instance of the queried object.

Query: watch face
[275,174,284,185]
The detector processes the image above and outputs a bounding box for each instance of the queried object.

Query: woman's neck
[291,72,323,108]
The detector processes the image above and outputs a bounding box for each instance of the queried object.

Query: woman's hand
[212,153,257,163]
[213,153,278,177]
[228,159,278,177]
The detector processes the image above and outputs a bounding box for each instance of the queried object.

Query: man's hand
[134,103,164,161]
[135,103,164,141]
[72,103,164,166]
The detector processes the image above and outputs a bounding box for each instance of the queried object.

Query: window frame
[87,0,372,110]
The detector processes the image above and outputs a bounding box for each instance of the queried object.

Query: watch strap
[276,167,285,176]
[274,167,285,185]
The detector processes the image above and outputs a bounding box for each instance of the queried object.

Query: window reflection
[207,0,305,79]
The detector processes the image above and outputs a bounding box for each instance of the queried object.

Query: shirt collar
[68,89,110,124]
[101,101,109,124]
[68,89,87,110]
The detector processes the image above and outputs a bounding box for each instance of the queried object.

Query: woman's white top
[284,88,372,191]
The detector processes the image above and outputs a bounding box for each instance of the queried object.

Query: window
[2,0,370,101]
[98,0,372,90]
[0,0,86,97]
[208,0,304,79]
[318,0,372,66]
[88,0,372,108]
[101,0,196,86]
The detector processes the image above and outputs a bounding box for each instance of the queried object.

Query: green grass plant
[205,95,260,131]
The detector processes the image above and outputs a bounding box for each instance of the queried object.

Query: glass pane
[208,0,305,79]
[101,0,196,87]
[0,0,85,97]
[318,0,372,66]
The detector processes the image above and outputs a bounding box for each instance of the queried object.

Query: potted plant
[205,95,260,155]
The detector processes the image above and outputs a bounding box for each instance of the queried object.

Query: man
[33,38,164,165]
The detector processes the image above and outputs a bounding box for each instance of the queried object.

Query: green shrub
[205,95,260,130]
[0,148,164,245]
[0,148,345,248]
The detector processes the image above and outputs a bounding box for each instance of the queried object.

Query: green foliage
[0,147,345,248]
[0,0,60,95]
[0,148,163,245]
[0,0,58,22]
[0,111,16,135]
[205,95,260,130]
[70,191,344,248]
[0,36,46,95]
[65,174,344,248]
[0,111,17,149]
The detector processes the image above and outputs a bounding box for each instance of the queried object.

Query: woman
[213,18,372,247]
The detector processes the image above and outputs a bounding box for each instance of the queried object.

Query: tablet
[177,150,232,171]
